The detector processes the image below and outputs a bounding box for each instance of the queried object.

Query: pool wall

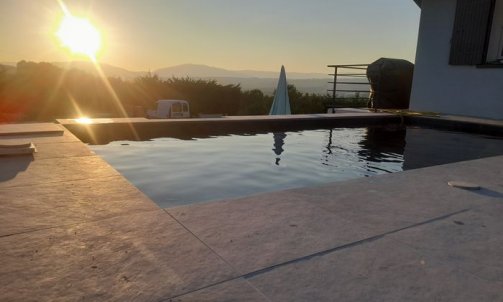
[58,113,503,145]
[58,113,401,144]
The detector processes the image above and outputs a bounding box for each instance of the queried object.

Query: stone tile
[429,114,503,127]
[168,278,268,302]
[0,131,80,144]
[0,210,237,301]
[32,141,94,159]
[287,157,502,234]
[168,192,372,275]
[428,155,503,188]
[0,155,119,188]
[247,237,503,302]
[0,123,64,136]
[0,175,159,236]
[389,202,503,283]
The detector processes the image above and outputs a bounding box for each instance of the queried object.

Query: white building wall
[409,0,503,120]
[487,0,503,61]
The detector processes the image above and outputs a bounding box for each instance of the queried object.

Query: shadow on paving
[0,156,33,182]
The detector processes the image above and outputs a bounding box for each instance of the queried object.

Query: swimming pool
[90,126,503,208]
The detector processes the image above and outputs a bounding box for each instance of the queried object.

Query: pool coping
[57,111,402,145]
[57,111,503,143]
[1,112,503,301]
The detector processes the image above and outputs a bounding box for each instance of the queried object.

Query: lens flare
[75,117,93,124]
[56,14,101,59]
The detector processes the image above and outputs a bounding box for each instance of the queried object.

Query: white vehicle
[147,100,190,119]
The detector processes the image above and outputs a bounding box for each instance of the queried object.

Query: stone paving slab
[168,191,372,275]
[0,129,90,160]
[30,141,95,159]
[0,175,159,236]
[168,278,269,302]
[0,210,237,302]
[0,123,64,136]
[0,131,81,144]
[168,155,503,286]
[429,155,503,187]
[0,155,119,188]
[0,141,35,156]
[246,236,503,302]
[422,114,503,127]
[389,202,503,283]
[283,156,502,234]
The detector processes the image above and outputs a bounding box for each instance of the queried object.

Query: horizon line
[0,60,336,75]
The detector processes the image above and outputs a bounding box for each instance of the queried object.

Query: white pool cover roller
[269,65,291,115]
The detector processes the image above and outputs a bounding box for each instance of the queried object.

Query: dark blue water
[90,126,503,207]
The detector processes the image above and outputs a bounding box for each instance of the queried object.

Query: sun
[56,14,101,59]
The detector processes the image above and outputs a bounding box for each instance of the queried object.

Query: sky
[0,0,421,73]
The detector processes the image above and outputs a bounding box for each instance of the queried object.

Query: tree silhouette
[0,61,367,123]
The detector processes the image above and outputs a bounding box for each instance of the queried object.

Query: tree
[0,61,365,122]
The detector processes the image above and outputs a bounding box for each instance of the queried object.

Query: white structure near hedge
[409,0,503,120]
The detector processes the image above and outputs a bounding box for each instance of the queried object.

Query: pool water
[90,126,503,208]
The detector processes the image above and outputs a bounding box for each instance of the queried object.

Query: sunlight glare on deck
[75,117,93,124]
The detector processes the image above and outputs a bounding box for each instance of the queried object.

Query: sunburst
[56,12,101,59]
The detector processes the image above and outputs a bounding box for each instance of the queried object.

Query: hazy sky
[0,0,420,72]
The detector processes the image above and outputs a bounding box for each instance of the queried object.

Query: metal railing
[327,64,371,112]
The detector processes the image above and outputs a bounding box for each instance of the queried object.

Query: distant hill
[1,61,146,79]
[0,64,16,75]
[201,77,332,95]
[0,62,16,67]
[154,63,329,79]
[51,61,146,79]
[153,64,334,95]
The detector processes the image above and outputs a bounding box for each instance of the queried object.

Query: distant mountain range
[1,61,368,95]
[154,63,330,79]
[0,63,16,74]
[156,64,338,95]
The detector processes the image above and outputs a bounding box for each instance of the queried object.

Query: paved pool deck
[1,115,503,301]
